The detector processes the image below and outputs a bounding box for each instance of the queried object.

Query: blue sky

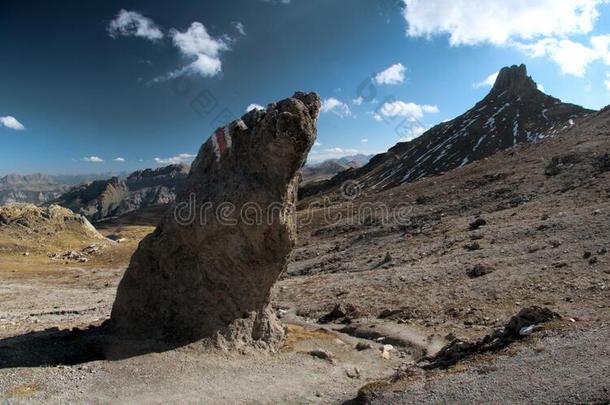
[1,0,610,175]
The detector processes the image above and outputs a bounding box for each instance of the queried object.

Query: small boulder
[469,218,487,230]
[467,264,494,278]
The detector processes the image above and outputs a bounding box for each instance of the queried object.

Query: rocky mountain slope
[302,64,592,197]
[52,164,189,222]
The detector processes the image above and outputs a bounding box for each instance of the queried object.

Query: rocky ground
[0,108,609,403]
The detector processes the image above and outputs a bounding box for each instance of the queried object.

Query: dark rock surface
[110,92,320,350]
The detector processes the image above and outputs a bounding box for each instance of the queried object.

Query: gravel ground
[366,324,610,404]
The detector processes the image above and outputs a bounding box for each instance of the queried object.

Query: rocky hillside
[53,164,189,222]
[301,64,592,197]
[0,203,108,256]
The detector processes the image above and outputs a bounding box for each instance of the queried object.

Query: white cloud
[314,141,322,146]
[321,98,351,118]
[376,101,439,121]
[113,157,126,162]
[108,10,164,41]
[515,38,599,76]
[473,71,499,88]
[352,96,364,106]
[605,72,610,90]
[157,22,230,80]
[537,83,546,92]
[374,63,406,85]
[246,103,265,112]
[402,1,610,77]
[154,153,195,165]
[0,116,25,130]
[361,138,369,143]
[592,35,610,64]
[233,21,246,36]
[402,0,602,46]
[83,156,104,163]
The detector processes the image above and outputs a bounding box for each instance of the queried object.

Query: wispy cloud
[473,71,499,88]
[113,157,126,162]
[321,97,351,118]
[374,63,406,85]
[0,116,25,131]
[108,10,164,41]
[233,21,246,36]
[154,153,195,165]
[83,156,104,163]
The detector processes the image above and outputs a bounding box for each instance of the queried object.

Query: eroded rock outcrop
[110,92,320,350]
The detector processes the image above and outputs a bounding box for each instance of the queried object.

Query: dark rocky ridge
[301,64,593,197]
[52,164,189,221]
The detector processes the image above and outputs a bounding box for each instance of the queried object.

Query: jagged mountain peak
[300,64,593,197]
[491,64,538,96]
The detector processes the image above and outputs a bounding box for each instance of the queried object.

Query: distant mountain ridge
[301,154,373,183]
[0,172,128,206]
[301,64,593,197]
[52,164,190,221]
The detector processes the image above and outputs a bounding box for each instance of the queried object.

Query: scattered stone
[318,303,359,324]
[82,244,102,255]
[469,218,487,230]
[22,252,30,256]
[355,342,372,351]
[309,349,335,364]
[589,257,598,265]
[583,251,592,259]
[345,367,361,379]
[597,247,607,255]
[422,306,559,369]
[464,241,482,251]
[470,232,484,240]
[109,92,320,349]
[467,264,494,278]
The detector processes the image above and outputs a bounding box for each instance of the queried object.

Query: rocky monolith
[110,92,320,350]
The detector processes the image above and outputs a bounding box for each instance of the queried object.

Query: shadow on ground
[0,323,182,368]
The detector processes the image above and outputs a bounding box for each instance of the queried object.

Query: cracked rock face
[110,92,320,350]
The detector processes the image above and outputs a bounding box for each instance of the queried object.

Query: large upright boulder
[110,92,320,350]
